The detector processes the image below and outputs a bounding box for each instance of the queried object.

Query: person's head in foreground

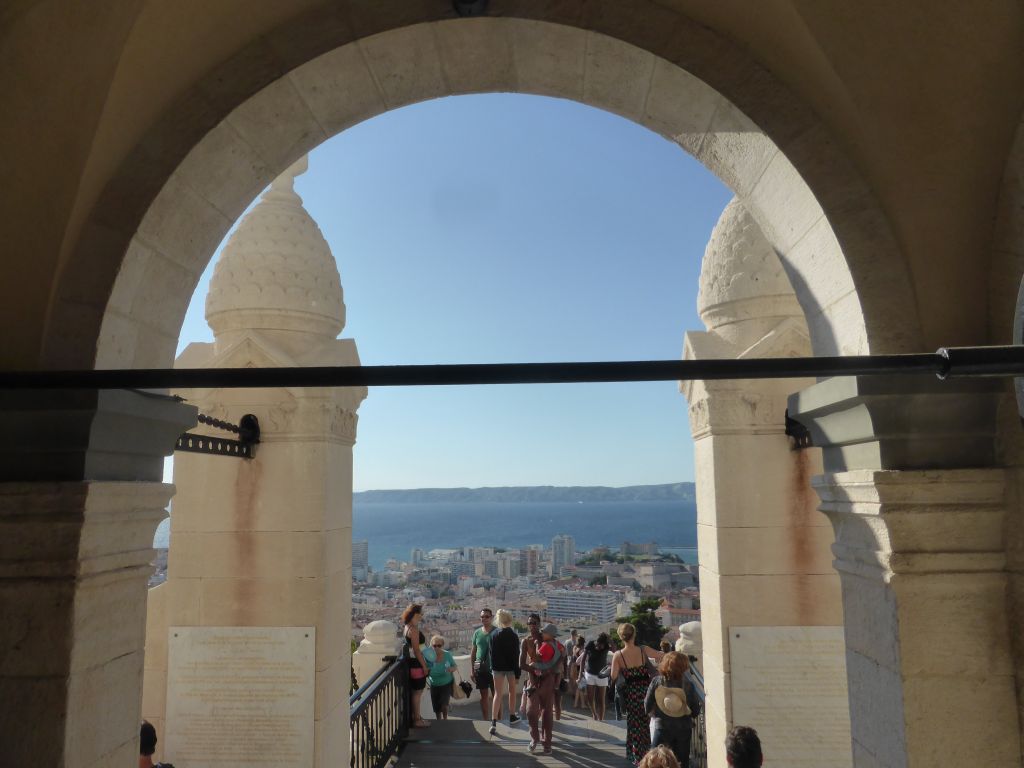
[140,721,158,757]
[496,608,513,628]
[726,726,763,767]
[638,745,680,768]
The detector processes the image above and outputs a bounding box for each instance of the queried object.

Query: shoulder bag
[453,662,473,699]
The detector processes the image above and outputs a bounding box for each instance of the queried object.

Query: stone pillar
[683,198,848,767]
[0,389,195,768]
[352,620,402,687]
[142,155,366,768]
[789,376,1022,767]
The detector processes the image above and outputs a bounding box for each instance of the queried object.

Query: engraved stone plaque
[166,626,315,767]
[729,626,852,768]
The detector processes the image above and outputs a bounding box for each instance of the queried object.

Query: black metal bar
[175,432,255,459]
[2,346,1024,390]
[349,655,400,704]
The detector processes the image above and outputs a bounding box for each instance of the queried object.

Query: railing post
[353,620,402,687]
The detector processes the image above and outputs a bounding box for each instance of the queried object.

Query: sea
[154,499,698,569]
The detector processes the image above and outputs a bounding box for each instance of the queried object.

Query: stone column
[141,155,366,768]
[0,389,195,768]
[789,376,1022,767]
[683,198,849,767]
[150,382,364,767]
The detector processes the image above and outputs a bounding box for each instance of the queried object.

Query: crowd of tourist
[399,601,764,766]
[137,603,763,767]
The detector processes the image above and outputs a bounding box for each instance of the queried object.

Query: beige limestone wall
[143,389,363,766]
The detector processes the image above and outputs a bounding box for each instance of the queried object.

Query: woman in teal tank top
[425,634,457,719]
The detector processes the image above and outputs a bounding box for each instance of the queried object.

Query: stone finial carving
[361,620,400,649]
[353,620,403,687]
[676,620,702,662]
[697,197,802,338]
[205,154,346,340]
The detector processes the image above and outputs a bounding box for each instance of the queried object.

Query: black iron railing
[688,661,708,768]
[350,652,409,768]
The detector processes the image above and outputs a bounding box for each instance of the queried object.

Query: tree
[589,575,606,586]
[620,597,664,646]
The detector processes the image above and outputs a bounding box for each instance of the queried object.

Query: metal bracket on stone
[784,409,813,449]
[175,413,260,459]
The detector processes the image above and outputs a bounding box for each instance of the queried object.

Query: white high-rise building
[353,540,369,581]
[551,534,576,576]
[545,589,618,622]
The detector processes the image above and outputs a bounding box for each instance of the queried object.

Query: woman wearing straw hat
[644,651,701,766]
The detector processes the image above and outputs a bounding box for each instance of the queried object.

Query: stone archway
[19,10,938,768]
[41,13,924,375]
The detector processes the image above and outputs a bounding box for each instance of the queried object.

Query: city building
[353,540,369,582]
[463,546,494,563]
[545,589,619,623]
[496,554,521,580]
[519,547,539,576]
[621,541,659,556]
[551,534,576,576]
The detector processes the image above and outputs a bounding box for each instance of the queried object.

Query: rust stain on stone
[233,458,262,624]
[788,445,815,625]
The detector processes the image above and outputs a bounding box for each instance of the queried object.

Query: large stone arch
[990,115,1024,342]
[41,10,923,373]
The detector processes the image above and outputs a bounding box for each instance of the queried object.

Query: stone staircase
[396,710,630,767]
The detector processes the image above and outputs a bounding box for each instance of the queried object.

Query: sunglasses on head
[432,643,442,647]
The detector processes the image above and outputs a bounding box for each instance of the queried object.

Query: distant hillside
[353,482,695,504]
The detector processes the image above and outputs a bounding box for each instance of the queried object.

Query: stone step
[397,712,630,767]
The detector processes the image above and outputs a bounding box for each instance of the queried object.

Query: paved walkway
[397,710,632,768]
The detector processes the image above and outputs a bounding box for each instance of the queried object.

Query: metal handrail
[350,655,400,704]
[350,650,409,768]
[3,345,1024,389]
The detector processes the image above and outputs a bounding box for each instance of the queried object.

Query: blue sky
[171,94,732,490]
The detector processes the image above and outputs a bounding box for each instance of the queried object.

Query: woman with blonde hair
[610,622,664,765]
[645,651,701,766]
[488,609,521,734]
[424,635,456,720]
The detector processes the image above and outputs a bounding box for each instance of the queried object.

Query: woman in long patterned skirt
[610,623,665,765]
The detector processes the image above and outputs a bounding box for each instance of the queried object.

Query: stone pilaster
[683,195,850,767]
[685,373,845,767]
[142,154,366,768]
[790,376,1022,768]
[0,390,195,768]
[145,376,365,768]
